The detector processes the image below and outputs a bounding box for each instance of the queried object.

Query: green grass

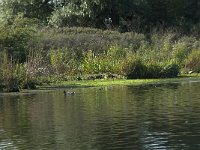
[44,75,200,89]
[1,75,199,94]
[180,73,200,77]
[58,79,159,87]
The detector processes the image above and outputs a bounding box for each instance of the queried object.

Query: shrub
[172,36,196,65]
[0,54,39,92]
[49,48,80,75]
[14,64,37,89]
[160,62,180,78]
[125,59,147,79]
[185,50,200,73]
[145,62,163,78]
[81,46,127,74]
[0,15,38,62]
[172,42,189,64]
[125,59,180,79]
[48,4,89,28]
[0,53,20,92]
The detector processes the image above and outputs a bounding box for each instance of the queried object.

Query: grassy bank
[46,75,199,88]
[0,24,200,92]
[1,75,197,94]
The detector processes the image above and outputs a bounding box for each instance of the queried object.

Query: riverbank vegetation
[0,0,200,92]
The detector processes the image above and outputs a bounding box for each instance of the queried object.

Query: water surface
[0,80,200,150]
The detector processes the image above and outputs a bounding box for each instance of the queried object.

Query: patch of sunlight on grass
[57,79,160,87]
[53,76,200,88]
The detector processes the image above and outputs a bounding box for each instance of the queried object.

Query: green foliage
[160,61,180,78]
[126,60,180,79]
[173,42,189,64]
[1,0,200,31]
[81,46,128,74]
[49,0,143,29]
[49,3,90,27]
[185,50,200,73]
[34,27,147,56]
[50,48,78,75]
[0,15,38,62]
[172,36,197,67]
[19,28,200,82]
[0,0,200,93]
[0,52,39,92]
[1,26,200,92]
[0,0,54,23]
[125,59,147,79]
[47,0,200,31]
[0,53,19,92]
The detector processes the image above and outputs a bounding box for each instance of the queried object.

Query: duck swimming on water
[64,90,75,96]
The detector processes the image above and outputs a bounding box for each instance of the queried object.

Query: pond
[0,80,200,150]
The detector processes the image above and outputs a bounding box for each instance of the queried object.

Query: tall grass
[185,50,200,73]
[81,46,128,74]
[0,51,40,92]
[0,53,20,92]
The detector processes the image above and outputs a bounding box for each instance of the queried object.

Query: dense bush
[0,16,38,62]
[0,52,41,92]
[1,0,200,32]
[125,59,148,79]
[160,62,180,78]
[185,50,200,73]
[49,48,79,75]
[48,4,90,28]
[0,53,20,92]
[126,60,180,79]
[81,46,128,74]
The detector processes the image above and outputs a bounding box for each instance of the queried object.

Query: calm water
[0,80,200,150]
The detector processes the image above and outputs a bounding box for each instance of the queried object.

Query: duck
[64,90,75,96]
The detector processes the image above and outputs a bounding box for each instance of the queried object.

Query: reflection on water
[0,81,200,150]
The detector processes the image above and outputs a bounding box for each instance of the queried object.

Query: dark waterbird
[64,90,75,96]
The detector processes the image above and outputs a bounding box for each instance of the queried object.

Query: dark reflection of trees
[0,95,33,149]
[0,92,57,150]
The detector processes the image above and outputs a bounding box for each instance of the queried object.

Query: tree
[0,15,38,62]
[0,0,54,23]
[48,0,143,29]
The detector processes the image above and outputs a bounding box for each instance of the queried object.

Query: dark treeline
[1,0,200,31]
